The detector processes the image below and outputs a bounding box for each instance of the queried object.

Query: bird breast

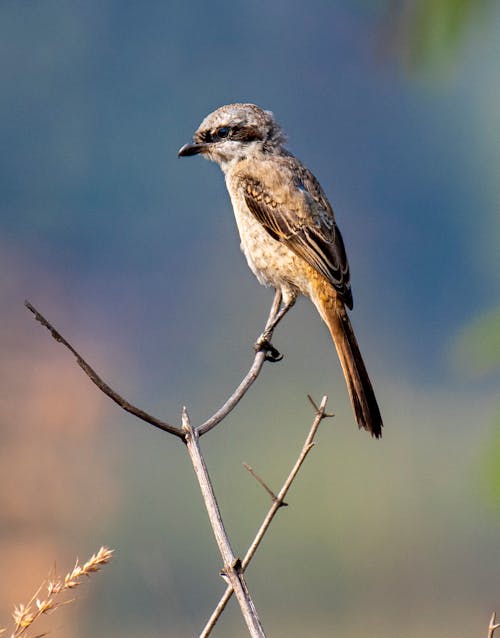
[225,176,313,298]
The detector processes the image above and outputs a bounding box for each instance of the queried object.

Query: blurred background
[1,1,499,637]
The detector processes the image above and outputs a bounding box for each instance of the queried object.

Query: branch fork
[489,612,500,638]
[26,293,332,637]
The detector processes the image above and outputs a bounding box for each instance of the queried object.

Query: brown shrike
[179,103,383,438]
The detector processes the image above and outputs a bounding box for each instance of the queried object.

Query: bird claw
[254,336,283,362]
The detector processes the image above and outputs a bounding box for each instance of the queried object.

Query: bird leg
[254,292,296,362]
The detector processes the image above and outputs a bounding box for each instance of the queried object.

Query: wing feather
[243,168,353,308]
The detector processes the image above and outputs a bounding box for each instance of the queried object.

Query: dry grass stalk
[1,546,113,638]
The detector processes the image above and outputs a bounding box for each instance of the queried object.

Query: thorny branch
[24,297,500,638]
[182,408,266,638]
[200,395,332,638]
[243,463,282,503]
[25,291,289,637]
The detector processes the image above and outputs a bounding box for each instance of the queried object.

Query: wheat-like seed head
[1,546,113,638]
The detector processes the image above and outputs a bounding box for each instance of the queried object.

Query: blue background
[0,2,499,637]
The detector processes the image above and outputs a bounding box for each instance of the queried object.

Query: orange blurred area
[0,249,120,634]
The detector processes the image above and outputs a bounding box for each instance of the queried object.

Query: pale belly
[228,190,313,300]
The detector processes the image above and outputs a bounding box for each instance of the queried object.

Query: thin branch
[26,291,284,439]
[243,463,285,505]
[307,393,335,418]
[181,408,266,638]
[25,291,291,638]
[196,290,282,436]
[25,301,183,438]
[489,612,500,638]
[200,395,331,638]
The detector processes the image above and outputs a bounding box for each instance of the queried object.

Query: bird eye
[216,126,230,139]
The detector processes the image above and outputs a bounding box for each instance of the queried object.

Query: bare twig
[181,408,266,638]
[24,301,183,438]
[197,290,282,436]
[243,463,284,505]
[25,291,284,439]
[24,291,291,638]
[307,393,334,418]
[489,612,500,638]
[200,395,331,637]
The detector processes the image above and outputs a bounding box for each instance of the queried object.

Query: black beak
[178,142,208,157]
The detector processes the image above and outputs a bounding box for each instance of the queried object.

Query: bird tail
[315,297,383,438]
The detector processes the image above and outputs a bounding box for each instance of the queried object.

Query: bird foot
[254,335,283,362]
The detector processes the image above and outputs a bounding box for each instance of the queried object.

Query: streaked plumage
[179,103,382,438]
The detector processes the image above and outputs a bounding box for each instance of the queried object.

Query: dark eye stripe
[231,125,263,143]
[197,124,264,144]
[197,130,212,143]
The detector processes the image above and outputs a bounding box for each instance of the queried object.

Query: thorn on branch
[219,569,231,586]
[181,406,195,443]
[220,558,243,583]
[232,558,242,572]
[243,463,288,506]
[307,394,334,419]
[199,395,332,637]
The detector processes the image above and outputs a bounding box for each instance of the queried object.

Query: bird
[178,103,382,438]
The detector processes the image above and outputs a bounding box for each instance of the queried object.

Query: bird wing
[242,159,353,308]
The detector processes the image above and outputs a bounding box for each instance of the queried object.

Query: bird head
[178,103,286,169]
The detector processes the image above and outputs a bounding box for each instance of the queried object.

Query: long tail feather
[316,298,383,438]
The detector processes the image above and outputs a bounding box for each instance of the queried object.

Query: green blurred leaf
[386,0,495,73]
[481,411,500,502]
[410,0,475,68]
